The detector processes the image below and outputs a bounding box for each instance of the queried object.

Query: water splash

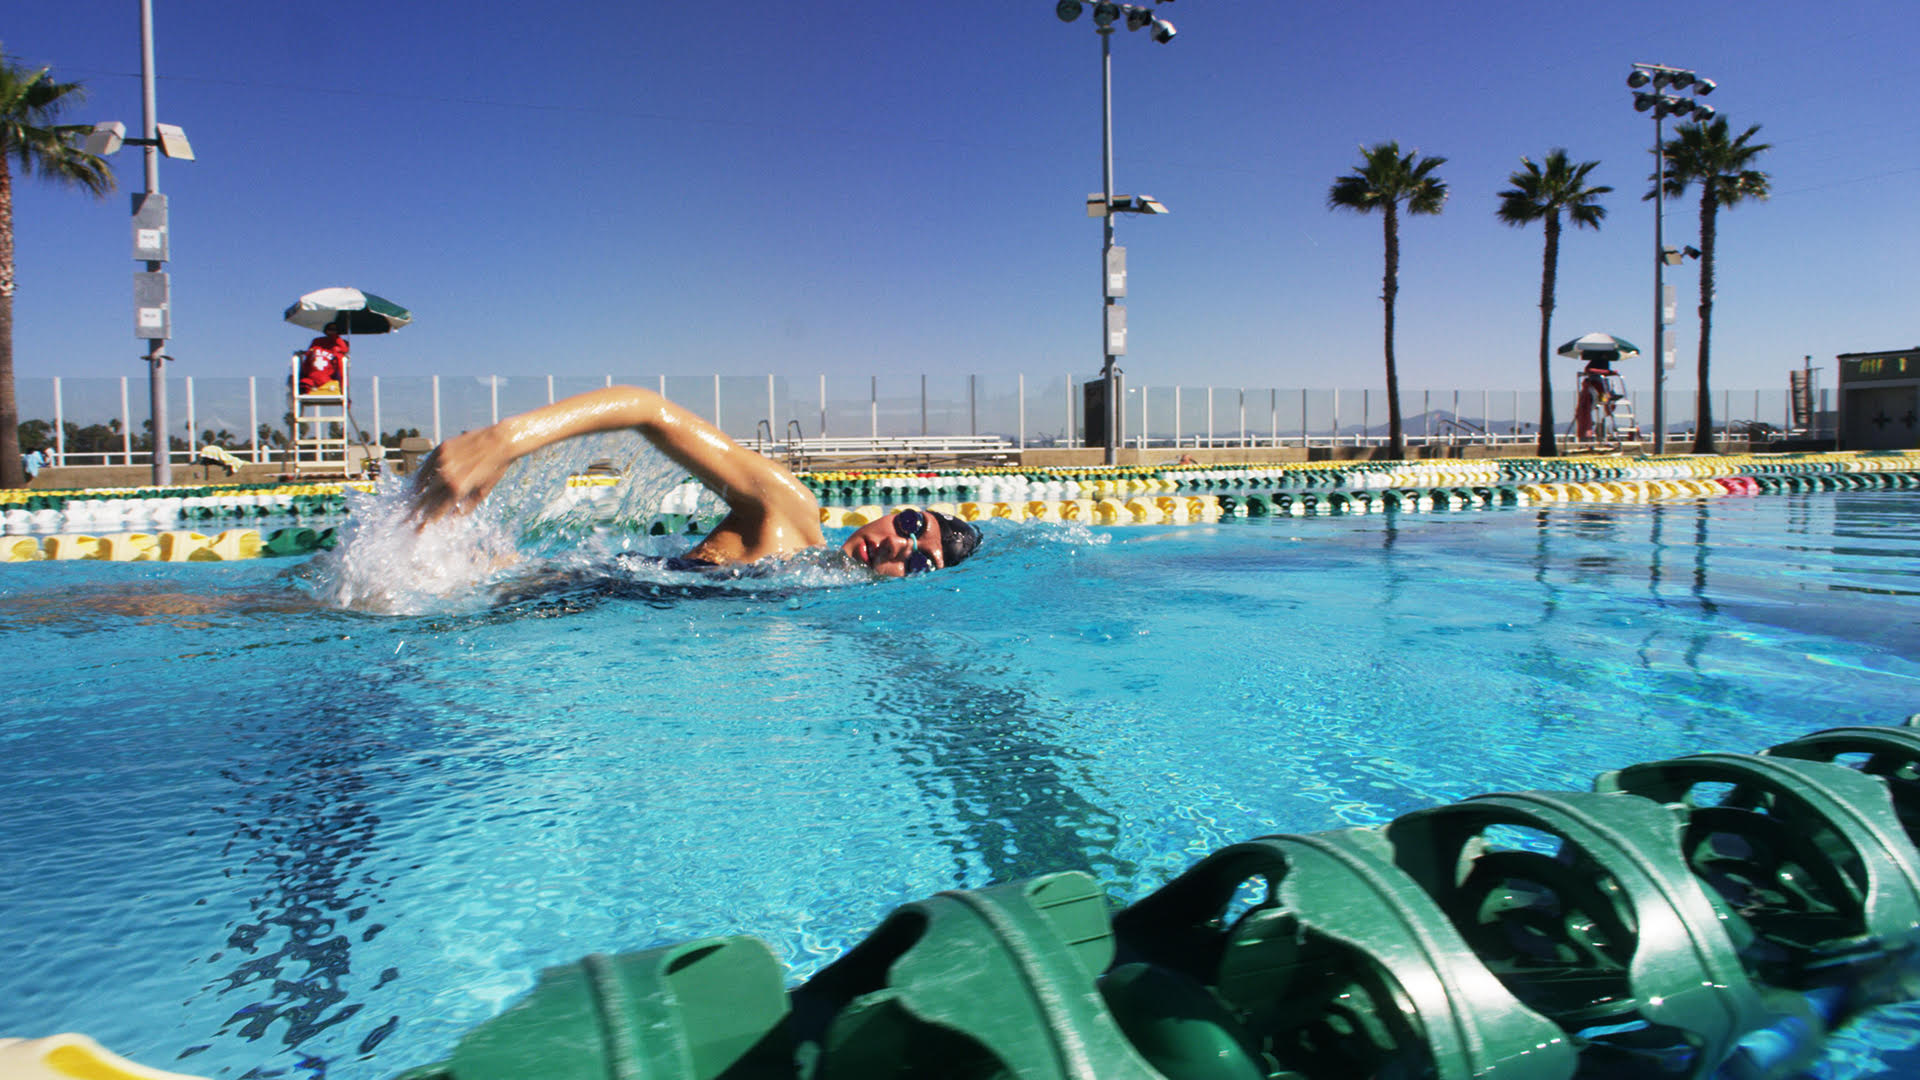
[304,433,707,615]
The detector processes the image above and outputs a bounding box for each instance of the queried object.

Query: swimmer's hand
[407,426,516,527]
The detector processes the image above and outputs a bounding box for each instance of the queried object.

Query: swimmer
[408,385,980,577]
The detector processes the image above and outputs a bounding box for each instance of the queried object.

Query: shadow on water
[857,639,1140,890]
[186,661,483,1078]
[475,542,1140,894]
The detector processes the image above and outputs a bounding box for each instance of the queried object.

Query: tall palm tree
[1,47,113,488]
[1654,116,1770,454]
[1497,149,1611,457]
[1329,141,1447,460]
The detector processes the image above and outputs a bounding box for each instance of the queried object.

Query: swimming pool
[3,465,1919,1078]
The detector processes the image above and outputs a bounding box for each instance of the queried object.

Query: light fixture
[1125,6,1153,30]
[1667,71,1694,90]
[1092,1,1119,27]
[1664,97,1693,117]
[1692,77,1716,95]
[1691,102,1715,121]
[1055,0,1083,21]
[1627,70,1651,88]
[1149,17,1175,42]
[1634,93,1656,112]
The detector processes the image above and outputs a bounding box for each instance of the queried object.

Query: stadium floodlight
[1628,62,1715,453]
[1052,0,1184,464]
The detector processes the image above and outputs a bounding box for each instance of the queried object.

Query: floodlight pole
[1651,103,1667,455]
[1632,61,1713,455]
[140,0,170,484]
[1099,25,1119,465]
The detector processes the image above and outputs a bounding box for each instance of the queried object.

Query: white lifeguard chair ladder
[289,352,352,475]
[1574,369,1640,445]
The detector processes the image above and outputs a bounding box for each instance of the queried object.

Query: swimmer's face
[842,509,944,578]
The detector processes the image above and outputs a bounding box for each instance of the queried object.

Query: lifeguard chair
[1558,335,1643,446]
[289,351,351,475]
[1575,366,1639,444]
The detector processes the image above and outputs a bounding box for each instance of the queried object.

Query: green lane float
[382,718,1920,1080]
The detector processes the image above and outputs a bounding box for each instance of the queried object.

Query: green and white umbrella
[1556,332,1640,359]
[284,287,413,334]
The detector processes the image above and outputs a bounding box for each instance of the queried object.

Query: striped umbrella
[284,287,413,334]
[1556,332,1640,359]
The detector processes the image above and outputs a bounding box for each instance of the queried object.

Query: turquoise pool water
[3,474,1919,1079]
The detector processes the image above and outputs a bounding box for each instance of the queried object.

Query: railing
[14,373,1832,468]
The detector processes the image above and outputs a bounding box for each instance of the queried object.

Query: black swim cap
[930,511,981,568]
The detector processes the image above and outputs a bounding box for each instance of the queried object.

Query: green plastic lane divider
[391,937,792,1080]
[1767,725,1920,842]
[1388,789,1770,1076]
[793,872,1165,1080]
[1111,828,1577,1080]
[1595,752,1920,991]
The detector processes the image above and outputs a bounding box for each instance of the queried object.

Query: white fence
[16,373,1827,467]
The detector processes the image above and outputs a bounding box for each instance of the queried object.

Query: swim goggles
[893,509,937,576]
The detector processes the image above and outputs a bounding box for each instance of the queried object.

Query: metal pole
[119,377,132,464]
[1652,108,1668,454]
[1063,373,1072,446]
[431,374,441,444]
[53,376,64,465]
[1018,373,1025,449]
[1099,26,1119,466]
[369,375,379,457]
[138,0,171,485]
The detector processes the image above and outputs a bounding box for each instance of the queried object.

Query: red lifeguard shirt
[301,334,349,392]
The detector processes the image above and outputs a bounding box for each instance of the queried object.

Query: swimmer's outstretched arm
[409,386,823,557]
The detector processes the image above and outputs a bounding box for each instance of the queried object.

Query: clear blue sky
[8,0,1917,394]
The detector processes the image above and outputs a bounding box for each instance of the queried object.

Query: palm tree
[1654,116,1770,454]
[1497,150,1611,457]
[1329,141,1447,460]
[1,47,114,488]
